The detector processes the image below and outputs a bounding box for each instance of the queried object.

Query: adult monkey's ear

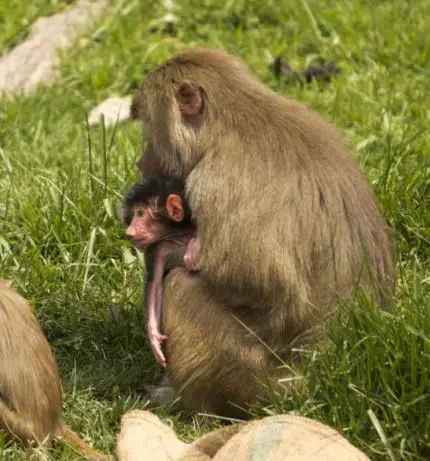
[175,81,204,116]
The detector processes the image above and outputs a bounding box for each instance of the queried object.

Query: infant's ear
[166,195,184,221]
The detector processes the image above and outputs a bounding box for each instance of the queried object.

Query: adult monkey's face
[130,47,252,178]
[135,141,167,178]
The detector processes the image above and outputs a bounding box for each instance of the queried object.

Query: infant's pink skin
[147,325,167,368]
[184,237,202,272]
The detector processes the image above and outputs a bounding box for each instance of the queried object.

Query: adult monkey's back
[131,48,396,417]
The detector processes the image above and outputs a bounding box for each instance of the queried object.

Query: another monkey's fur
[131,47,396,417]
[0,279,109,460]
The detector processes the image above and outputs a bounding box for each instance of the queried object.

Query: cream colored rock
[116,410,188,461]
[87,96,132,127]
[203,415,371,461]
[116,410,371,461]
[0,0,107,94]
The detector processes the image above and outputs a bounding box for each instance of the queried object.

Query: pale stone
[116,410,188,461]
[87,96,133,127]
[116,410,372,461]
[0,0,107,95]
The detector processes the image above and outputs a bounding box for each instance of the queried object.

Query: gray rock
[0,0,107,94]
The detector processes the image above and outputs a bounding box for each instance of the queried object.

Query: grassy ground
[0,0,75,52]
[0,0,429,459]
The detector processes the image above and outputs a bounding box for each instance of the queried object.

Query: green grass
[0,0,429,459]
[0,0,75,52]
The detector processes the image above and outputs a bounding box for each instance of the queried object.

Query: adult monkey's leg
[162,269,275,419]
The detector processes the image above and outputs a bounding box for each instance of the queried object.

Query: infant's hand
[184,237,202,272]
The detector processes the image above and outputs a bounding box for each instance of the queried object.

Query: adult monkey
[0,279,109,460]
[130,47,395,418]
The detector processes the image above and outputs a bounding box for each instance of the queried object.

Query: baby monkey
[120,175,198,367]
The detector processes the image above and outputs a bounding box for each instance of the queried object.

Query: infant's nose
[126,226,136,238]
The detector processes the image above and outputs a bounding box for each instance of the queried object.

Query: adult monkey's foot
[144,374,175,406]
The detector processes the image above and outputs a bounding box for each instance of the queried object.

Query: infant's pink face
[125,204,160,247]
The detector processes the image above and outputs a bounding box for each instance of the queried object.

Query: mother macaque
[130,48,395,418]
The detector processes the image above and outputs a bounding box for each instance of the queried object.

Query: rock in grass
[0,0,107,95]
[87,96,132,127]
[116,410,371,461]
[116,410,188,461]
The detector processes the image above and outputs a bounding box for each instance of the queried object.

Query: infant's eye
[137,208,145,217]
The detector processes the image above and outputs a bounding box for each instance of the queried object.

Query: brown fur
[0,279,109,460]
[131,47,396,417]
